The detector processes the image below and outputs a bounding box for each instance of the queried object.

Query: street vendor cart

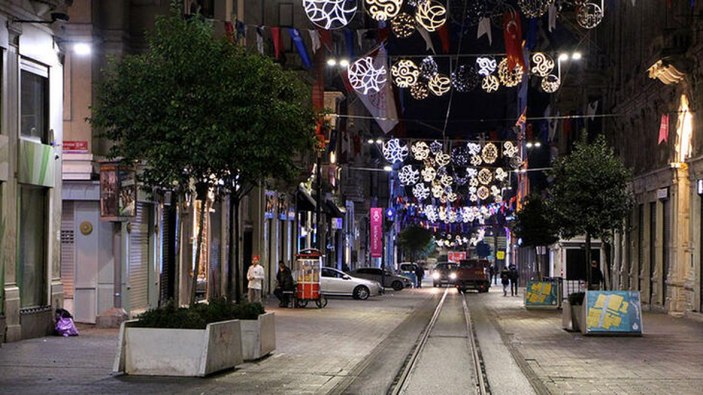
[294,249,328,308]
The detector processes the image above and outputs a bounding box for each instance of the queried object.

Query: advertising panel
[447,251,466,263]
[100,162,136,221]
[584,290,643,335]
[525,280,559,308]
[370,207,383,258]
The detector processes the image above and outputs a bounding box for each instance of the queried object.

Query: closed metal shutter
[159,205,170,303]
[60,201,75,299]
[129,203,151,310]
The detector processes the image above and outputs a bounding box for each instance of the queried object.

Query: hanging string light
[466,0,489,26]
[451,65,480,93]
[478,168,493,185]
[412,141,430,160]
[421,166,436,182]
[435,152,451,167]
[503,141,518,157]
[382,138,409,163]
[391,59,420,88]
[303,0,358,29]
[428,74,452,96]
[391,12,416,38]
[530,52,555,77]
[471,153,483,166]
[477,185,490,200]
[495,167,508,181]
[541,74,560,93]
[476,57,497,76]
[481,75,500,92]
[429,140,443,154]
[410,81,430,99]
[365,0,402,21]
[415,0,447,32]
[420,56,439,80]
[577,2,604,29]
[398,165,420,185]
[413,183,430,200]
[481,142,498,163]
[518,0,554,18]
[498,58,524,87]
[451,146,471,166]
[348,57,387,94]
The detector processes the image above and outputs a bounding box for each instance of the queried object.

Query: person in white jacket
[247,255,265,304]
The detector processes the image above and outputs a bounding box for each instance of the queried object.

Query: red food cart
[294,249,328,308]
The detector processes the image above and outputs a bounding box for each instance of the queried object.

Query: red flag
[659,113,670,144]
[224,21,234,43]
[437,24,450,54]
[271,27,282,59]
[503,11,526,70]
[319,29,333,52]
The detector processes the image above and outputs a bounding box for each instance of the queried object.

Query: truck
[454,259,491,293]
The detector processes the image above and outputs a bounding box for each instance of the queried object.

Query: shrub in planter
[133,297,265,329]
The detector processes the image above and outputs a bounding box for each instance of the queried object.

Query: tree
[548,135,634,289]
[513,194,559,278]
[397,225,434,262]
[90,6,315,305]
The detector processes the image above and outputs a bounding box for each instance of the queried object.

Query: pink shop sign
[370,207,383,258]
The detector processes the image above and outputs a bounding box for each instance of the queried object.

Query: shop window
[20,64,49,144]
[18,185,48,308]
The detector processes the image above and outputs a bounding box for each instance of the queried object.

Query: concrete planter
[240,312,276,361]
[113,319,243,377]
[561,301,584,332]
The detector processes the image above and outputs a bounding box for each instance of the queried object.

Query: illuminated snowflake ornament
[303,0,358,30]
[498,58,524,87]
[467,142,481,155]
[466,167,478,178]
[398,165,420,186]
[412,141,430,160]
[541,74,561,93]
[424,205,438,222]
[530,52,555,77]
[477,186,490,200]
[435,152,451,167]
[415,1,447,32]
[413,183,430,200]
[495,167,507,181]
[470,154,483,166]
[430,140,443,154]
[481,142,498,164]
[481,75,500,92]
[451,65,480,93]
[391,59,420,88]
[365,0,402,21]
[428,74,451,96]
[577,2,604,29]
[503,141,518,157]
[420,56,439,80]
[440,174,453,187]
[421,166,436,182]
[478,168,493,185]
[451,146,470,166]
[476,57,497,76]
[432,183,444,198]
[348,57,387,94]
[391,12,416,38]
[382,138,409,163]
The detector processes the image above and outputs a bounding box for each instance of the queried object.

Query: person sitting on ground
[274,260,295,307]
[500,266,511,296]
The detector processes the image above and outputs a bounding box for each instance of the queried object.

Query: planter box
[113,319,243,377]
[241,312,276,361]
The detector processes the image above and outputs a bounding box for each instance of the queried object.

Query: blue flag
[288,28,312,69]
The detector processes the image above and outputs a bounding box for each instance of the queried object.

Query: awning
[296,186,316,212]
[324,199,346,218]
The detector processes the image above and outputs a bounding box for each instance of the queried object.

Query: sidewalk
[1,285,703,394]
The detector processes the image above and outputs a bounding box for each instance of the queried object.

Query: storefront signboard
[370,207,383,258]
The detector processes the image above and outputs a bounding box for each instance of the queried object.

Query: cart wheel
[316,295,328,308]
[296,299,308,308]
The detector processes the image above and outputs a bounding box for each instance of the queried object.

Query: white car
[320,267,383,300]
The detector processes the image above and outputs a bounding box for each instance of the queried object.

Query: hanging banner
[99,162,136,221]
[264,191,277,219]
[370,207,383,258]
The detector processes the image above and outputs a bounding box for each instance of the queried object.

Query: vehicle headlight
[432,272,440,280]
[449,273,457,280]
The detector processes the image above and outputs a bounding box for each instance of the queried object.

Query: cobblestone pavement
[2,283,703,394]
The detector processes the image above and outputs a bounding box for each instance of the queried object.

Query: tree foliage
[90,8,315,195]
[513,194,559,247]
[397,225,435,262]
[548,135,634,242]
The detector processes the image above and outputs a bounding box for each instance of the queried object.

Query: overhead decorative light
[530,52,554,77]
[470,154,483,166]
[476,57,497,76]
[481,142,498,164]
[577,1,604,29]
[391,59,420,88]
[348,56,387,94]
[303,0,358,30]
[365,0,402,21]
[466,1,488,26]
[382,138,409,163]
[478,168,493,185]
[412,141,430,160]
[451,146,470,166]
[477,186,490,200]
[481,75,500,92]
[415,1,447,32]
[410,82,430,100]
[428,74,451,96]
[503,141,518,157]
[398,165,420,186]
[432,183,444,198]
[495,167,507,181]
[421,166,437,182]
[498,58,524,87]
[440,174,453,187]
[541,74,560,93]
[391,12,416,38]
[420,56,439,80]
[451,65,480,92]
[413,183,430,200]
[435,152,451,167]
[447,192,458,203]
[518,0,554,18]
[648,58,688,85]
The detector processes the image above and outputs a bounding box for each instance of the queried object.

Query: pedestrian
[274,260,295,307]
[500,266,510,296]
[509,265,519,296]
[247,255,265,304]
[415,264,425,288]
[489,264,496,285]
[590,260,604,290]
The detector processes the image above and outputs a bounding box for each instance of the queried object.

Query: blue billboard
[584,291,643,335]
[525,280,559,308]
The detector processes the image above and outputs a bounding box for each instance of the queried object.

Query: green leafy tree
[397,225,435,262]
[90,6,315,304]
[513,194,559,278]
[548,135,634,288]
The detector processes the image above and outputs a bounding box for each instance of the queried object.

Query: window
[18,185,48,308]
[20,64,49,144]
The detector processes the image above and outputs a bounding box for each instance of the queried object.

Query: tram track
[389,288,490,395]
